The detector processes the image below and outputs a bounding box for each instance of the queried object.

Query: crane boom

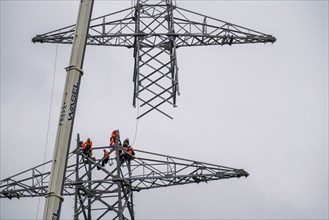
[42,0,94,219]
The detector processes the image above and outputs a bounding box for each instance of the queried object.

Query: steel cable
[35,43,59,220]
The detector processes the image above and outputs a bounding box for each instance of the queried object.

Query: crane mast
[43,0,94,219]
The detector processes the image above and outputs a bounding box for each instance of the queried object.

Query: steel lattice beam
[1,145,248,219]
[31,0,276,119]
[0,147,248,198]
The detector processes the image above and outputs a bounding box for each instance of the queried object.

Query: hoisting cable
[131,0,135,15]
[35,43,59,220]
[131,99,140,147]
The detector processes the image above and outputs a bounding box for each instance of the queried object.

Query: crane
[1,0,275,219]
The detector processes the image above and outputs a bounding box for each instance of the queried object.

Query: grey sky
[0,0,328,219]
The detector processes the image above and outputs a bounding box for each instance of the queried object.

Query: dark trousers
[83,145,91,156]
[101,157,109,166]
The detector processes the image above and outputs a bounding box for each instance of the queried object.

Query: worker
[122,138,130,149]
[110,129,122,161]
[79,141,84,149]
[82,138,93,157]
[121,138,135,162]
[110,130,116,145]
[110,129,122,147]
[79,141,84,155]
[97,149,110,170]
[101,149,110,166]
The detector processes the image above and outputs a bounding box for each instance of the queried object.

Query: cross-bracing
[32,0,276,119]
[1,0,275,219]
[0,133,249,219]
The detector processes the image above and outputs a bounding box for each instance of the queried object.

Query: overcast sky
[0,0,328,219]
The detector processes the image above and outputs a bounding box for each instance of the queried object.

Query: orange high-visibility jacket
[83,139,92,148]
[126,147,134,155]
[110,130,117,145]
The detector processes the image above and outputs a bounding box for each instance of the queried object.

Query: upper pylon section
[32,0,276,119]
[32,1,276,48]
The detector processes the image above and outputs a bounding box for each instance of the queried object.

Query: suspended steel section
[32,0,276,119]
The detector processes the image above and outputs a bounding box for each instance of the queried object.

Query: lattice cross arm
[32,1,276,119]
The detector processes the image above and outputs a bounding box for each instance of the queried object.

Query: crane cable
[131,99,139,147]
[35,43,59,220]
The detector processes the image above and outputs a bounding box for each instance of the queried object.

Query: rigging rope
[35,43,59,220]
[131,99,139,147]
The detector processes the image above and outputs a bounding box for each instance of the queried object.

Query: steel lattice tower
[1,0,276,219]
[1,134,249,219]
[32,0,276,119]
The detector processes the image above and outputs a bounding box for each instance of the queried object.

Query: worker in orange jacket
[102,149,110,166]
[121,138,135,162]
[110,130,121,146]
[97,149,110,170]
[82,138,93,157]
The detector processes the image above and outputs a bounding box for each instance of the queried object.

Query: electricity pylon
[1,0,275,219]
[0,134,249,219]
[32,0,276,119]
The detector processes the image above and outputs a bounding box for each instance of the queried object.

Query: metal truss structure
[0,137,249,220]
[0,1,275,219]
[32,0,276,119]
